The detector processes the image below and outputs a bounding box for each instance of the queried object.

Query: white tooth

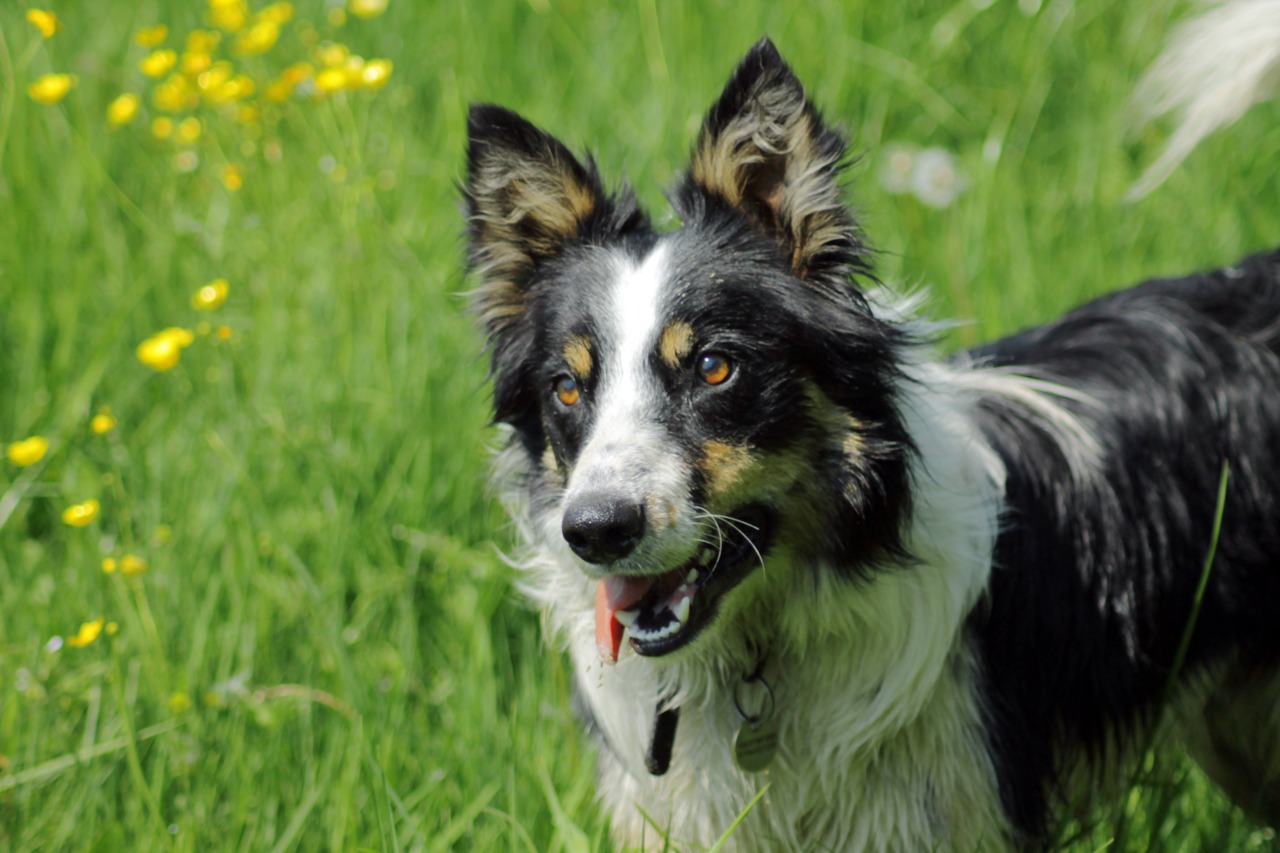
[673,597,691,625]
[685,568,700,584]
[615,609,639,627]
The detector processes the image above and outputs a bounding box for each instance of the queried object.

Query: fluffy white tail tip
[1128,0,1280,200]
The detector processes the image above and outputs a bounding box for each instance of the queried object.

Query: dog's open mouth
[594,505,774,661]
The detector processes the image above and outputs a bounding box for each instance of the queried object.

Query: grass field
[3,0,1280,850]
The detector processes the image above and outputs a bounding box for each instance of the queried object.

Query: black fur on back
[966,248,1280,840]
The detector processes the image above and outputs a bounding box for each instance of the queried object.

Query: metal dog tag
[734,715,778,773]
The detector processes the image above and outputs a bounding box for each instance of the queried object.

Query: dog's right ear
[464,105,608,337]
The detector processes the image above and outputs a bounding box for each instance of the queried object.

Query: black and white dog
[463,21,1280,852]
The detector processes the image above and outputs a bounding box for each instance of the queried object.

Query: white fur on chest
[575,630,1008,851]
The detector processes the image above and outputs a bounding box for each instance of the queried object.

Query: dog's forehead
[551,229,776,365]
[541,238,673,364]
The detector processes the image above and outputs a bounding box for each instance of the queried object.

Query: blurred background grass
[2,0,1278,850]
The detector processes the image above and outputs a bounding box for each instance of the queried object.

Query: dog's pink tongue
[594,576,655,664]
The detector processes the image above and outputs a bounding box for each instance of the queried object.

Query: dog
[463,25,1280,852]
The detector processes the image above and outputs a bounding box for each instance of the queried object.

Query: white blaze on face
[563,241,693,567]
[607,241,670,410]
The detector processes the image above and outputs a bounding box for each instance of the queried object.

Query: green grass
[2,0,1278,850]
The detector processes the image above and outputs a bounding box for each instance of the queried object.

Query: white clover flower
[879,143,918,194]
[910,146,968,208]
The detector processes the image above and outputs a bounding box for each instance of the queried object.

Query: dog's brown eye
[554,375,581,406]
[697,352,732,386]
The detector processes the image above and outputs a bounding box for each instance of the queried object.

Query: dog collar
[645,660,779,776]
[646,703,679,775]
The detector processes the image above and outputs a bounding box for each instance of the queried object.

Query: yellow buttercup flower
[221,165,243,192]
[136,327,195,371]
[209,0,250,32]
[140,49,177,78]
[259,2,295,25]
[27,9,61,38]
[193,279,230,309]
[107,93,141,127]
[198,65,253,104]
[28,74,76,104]
[7,436,49,466]
[207,74,257,103]
[67,617,105,648]
[315,67,348,94]
[91,407,118,435]
[266,62,312,101]
[168,692,193,713]
[315,42,349,68]
[327,7,347,27]
[121,554,148,577]
[151,116,174,139]
[106,621,120,636]
[197,62,233,94]
[175,117,202,145]
[342,55,367,87]
[216,325,234,341]
[152,75,196,112]
[360,59,393,89]
[283,62,314,85]
[63,499,101,527]
[265,80,293,102]
[235,20,280,56]
[182,50,213,77]
[348,0,388,19]
[135,24,169,48]
[187,29,222,53]
[102,557,118,573]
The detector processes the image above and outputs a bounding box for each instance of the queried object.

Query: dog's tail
[1128,0,1280,200]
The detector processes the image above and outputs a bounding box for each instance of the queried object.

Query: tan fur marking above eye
[562,335,593,378]
[659,322,695,369]
[701,440,755,497]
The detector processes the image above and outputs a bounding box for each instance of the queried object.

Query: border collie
[463,25,1280,852]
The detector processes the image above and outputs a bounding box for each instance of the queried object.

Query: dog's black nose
[562,494,645,564]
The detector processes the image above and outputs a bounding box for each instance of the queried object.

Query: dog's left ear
[682,38,867,280]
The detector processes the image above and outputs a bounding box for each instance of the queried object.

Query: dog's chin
[614,504,776,659]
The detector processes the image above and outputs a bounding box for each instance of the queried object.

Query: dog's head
[465,39,913,661]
